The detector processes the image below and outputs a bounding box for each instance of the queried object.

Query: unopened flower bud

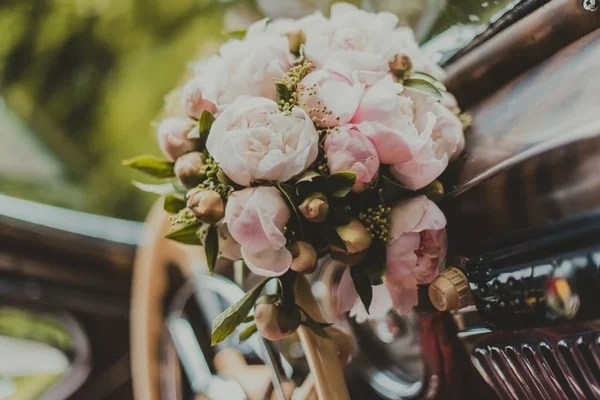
[254,303,301,341]
[284,29,306,55]
[389,53,413,80]
[299,192,329,223]
[186,189,224,224]
[352,171,379,194]
[290,241,318,274]
[420,179,444,203]
[175,152,205,188]
[330,219,372,265]
[181,78,217,120]
[157,117,196,161]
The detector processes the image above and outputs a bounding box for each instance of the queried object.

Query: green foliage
[164,221,202,245]
[238,322,257,343]
[205,224,218,273]
[163,193,186,213]
[350,265,373,312]
[212,278,272,345]
[189,110,215,151]
[0,0,227,220]
[403,78,443,100]
[122,155,175,178]
[326,171,356,198]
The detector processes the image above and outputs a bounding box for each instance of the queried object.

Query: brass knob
[428,267,473,312]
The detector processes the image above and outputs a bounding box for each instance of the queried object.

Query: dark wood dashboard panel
[442,27,600,256]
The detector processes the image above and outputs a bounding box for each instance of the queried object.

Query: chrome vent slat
[491,348,536,400]
[522,344,568,400]
[550,342,586,399]
[472,332,600,400]
[570,338,600,399]
[473,348,519,400]
[505,346,549,400]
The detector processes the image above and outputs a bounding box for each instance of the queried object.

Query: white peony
[206,96,319,186]
[192,35,293,107]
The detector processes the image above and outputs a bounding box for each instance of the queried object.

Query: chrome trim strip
[0,194,142,245]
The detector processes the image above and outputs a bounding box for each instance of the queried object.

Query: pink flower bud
[330,219,372,265]
[157,117,196,161]
[290,241,318,274]
[324,124,379,193]
[254,303,300,341]
[389,53,413,80]
[174,152,205,188]
[299,192,329,223]
[181,78,217,120]
[187,189,224,224]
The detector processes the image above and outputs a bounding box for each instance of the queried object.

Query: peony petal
[331,267,359,317]
[358,121,422,165]
[241,246,292,277]
[387,282,418,316]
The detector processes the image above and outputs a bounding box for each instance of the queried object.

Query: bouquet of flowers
[124,3,468,345]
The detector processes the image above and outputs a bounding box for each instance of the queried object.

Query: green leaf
[275,83,292,104]
[205,225,218,274]
[363,261,386,286]
[122,155,175,178]
[409,72,446,91]
[323,225,346,251]
[296,170,322,184]
[328,204,350,225]
[299,308,331,340]
[255,294,280,306]
[164,222,202,245]
[132,181,176,196]
[211,278,272,345]
[191,110,215,151]
[351,265,373,313]
[296,171,324,197]
[277,183,304,239]
[163,194,186,214]
[303,319,331,339]
[242,315,254,323]
[403,78,443,100]
[326,171,356,198]
[238,323,257,343]
[381,175,413,200]
[221,29,246,39]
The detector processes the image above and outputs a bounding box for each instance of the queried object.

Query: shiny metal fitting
[428,267,473,312]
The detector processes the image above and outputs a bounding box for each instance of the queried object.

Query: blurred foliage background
[0,0,518,221]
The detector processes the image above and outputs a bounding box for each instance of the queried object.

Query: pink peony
[330,267,394,323]
[156,117,196,161]
[389,91,464,189]
[181,77,217,119]
[303,3,400,84]
[353,75,429,168]
[216,223,242,262]
[206,96,319,186]
[192,34,293,106]
[224,187,292,276]
[324,124,379,192]
[386,196,447,314]
[329,195,447,319]
[299,69,364,128]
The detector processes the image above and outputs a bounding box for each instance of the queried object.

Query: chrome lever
[167,316,247,400]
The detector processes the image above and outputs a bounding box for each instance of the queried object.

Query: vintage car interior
[1,0,599,399]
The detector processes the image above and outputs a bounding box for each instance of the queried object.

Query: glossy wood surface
[446,0,600,109]
[442,27,600,255]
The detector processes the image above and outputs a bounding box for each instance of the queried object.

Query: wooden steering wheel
[130,199,353,399]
